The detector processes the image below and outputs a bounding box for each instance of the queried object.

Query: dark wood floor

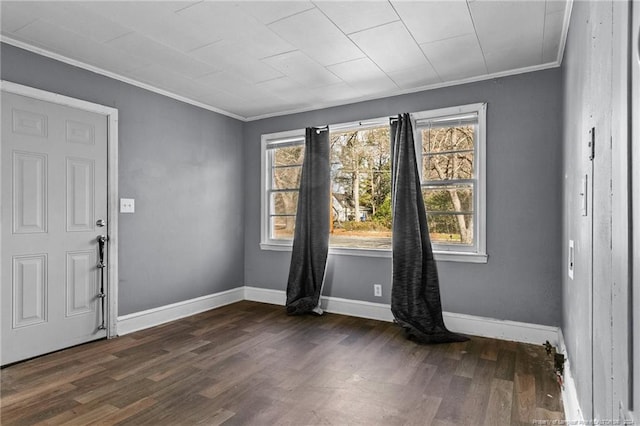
[1,301,564,425]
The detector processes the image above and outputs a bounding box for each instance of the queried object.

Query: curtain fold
[390,114,468,344]
[285,127,330,315]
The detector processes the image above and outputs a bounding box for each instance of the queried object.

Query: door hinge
[588,127,595,160]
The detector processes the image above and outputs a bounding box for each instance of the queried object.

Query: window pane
[422,125,474,153]
[330,126,392,249]
[423,152,473,181]
[273,165,302,190]
[271,216,296,240]
[273,145,304,166]
[271,191,299,215]
[427,213,474,245]
[422,185,473,213]
[329,230,391,249]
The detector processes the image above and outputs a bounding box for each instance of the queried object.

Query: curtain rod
[325,117,390,132]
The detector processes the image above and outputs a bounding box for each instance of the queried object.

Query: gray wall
[1,43,245,315]
[562,0,634,421]
[244,69,564,326]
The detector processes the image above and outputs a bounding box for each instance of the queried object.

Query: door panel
[65,251,96,317]
[12,254,47,327]
[66,157,95,232]
[1,91,108,365]
[12,151,47,234]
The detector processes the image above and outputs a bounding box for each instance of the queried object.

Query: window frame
[412,102,487,263]
[261,128,306,251]
[260,103,487,263]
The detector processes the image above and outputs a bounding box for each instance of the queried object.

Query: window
[414,103,486,261]
[261,103,486,263]
[263,130,305,242]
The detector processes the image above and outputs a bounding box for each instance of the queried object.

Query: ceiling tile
[86,2,221,53]
[106,32,216,79]
[36,2,132,44]
[327,58,398,95]
[13,18,150,73]
[263,50,342,88]
[392,0,475,44]
[176,2,259,40]
[308,82,363,103]
[127,64,208,97]
[387,64,441,90]
[314,1,399,35]
[225,27,295,60]
[255,76,304,100]
[176,2,296,60]
[420,34,487,81]
[1,2,39,33]
[238,1,315,25]
[268,8,365,66]
[349,21,434,74]
[188,39,284,83]
[195,71,276,103]
[469,0,545,72]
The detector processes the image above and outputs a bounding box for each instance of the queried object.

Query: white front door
[1,91,108,365]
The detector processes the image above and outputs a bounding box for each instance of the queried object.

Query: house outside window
[260,103,487,263]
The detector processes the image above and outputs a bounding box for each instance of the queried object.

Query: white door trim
[0,80,119,338]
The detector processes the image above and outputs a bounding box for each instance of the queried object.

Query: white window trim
[260,104,488,264]
[261,128,305,249]
[412,102,487,261]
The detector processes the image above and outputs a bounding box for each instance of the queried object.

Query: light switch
[120,198,135,213]
[568,240,574,280]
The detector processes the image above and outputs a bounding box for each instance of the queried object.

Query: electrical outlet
[373,284,382,297]
[120,198,135,213]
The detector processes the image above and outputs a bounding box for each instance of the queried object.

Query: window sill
[260,243,488,263]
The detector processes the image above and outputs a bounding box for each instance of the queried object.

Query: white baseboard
[117,287,244,336]
[244,286,286,305]
[442,311,560,346]
[557,329,584,423]
[243,286,559,346]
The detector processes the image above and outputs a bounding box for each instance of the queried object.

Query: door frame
[0,80,119,338]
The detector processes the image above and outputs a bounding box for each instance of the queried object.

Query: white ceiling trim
[555,0,573,65]
[1,32,564,123]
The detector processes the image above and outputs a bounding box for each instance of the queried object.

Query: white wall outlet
[120,198,135,213]
[373,284,382,297]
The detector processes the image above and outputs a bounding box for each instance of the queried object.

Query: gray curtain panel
[390,114,468,343]
[285,127,331,315]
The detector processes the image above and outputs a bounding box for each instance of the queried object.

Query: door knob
[96,219,106,227]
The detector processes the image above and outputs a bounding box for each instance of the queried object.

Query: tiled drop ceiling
[0,1,572,121]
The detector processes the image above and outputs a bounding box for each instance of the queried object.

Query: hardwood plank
[483,378,514,426]
[458,381,491,425]
[434,375,472,423]
[495,348,517,380]
[90,397,157,424]
[512,372,537,423]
